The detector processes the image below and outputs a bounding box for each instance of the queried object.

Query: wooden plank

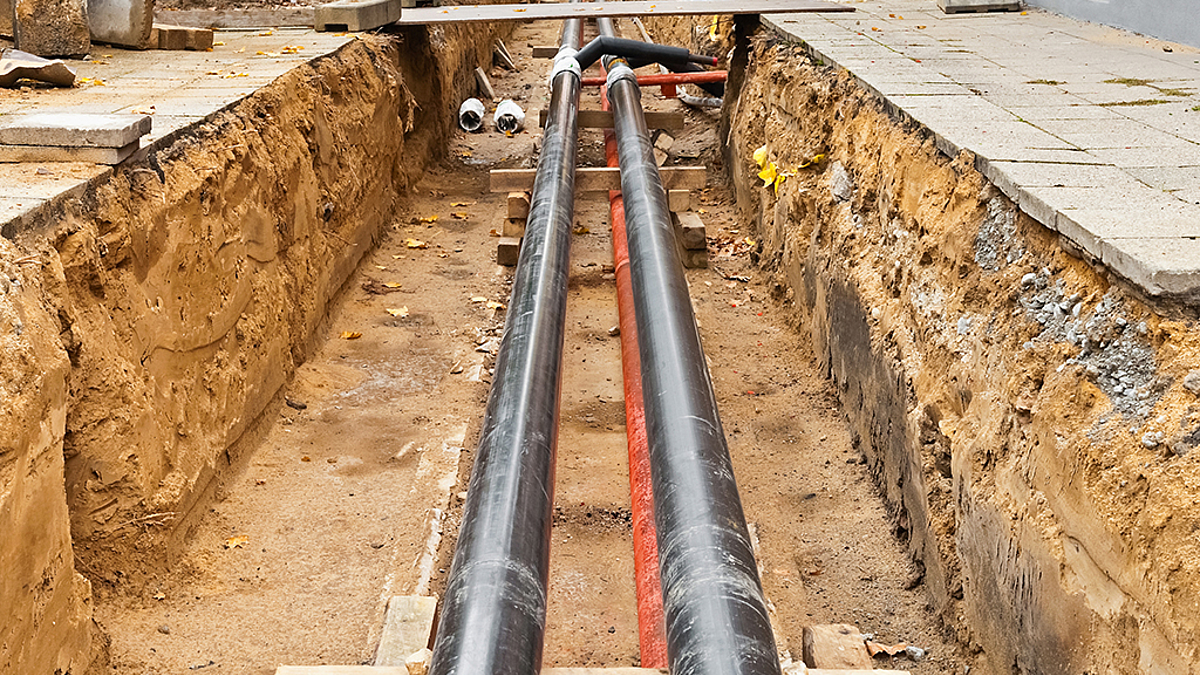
[373,595,437,666]
[395,0,853,24]
[543,670,667,675]
[538,109,685,131]
[803,624,874,670]
[155,7,314,28]
[274,662,408,667]
[490,166,706,193]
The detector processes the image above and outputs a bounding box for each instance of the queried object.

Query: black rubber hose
[426,17,582,675]
[575,35,717,71]
[603,53,782,675]
[667,62,725,97]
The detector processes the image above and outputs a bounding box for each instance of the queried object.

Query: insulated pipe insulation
[427,18,583,675]
[596,18,668,667]
[575,35,717,71]
[604,57,782,675]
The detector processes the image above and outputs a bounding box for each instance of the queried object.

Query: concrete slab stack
[0,113,151,164]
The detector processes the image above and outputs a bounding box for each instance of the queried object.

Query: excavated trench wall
[0,24,501,675]
[724,30,1200,675]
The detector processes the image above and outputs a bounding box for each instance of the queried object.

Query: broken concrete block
[314,0,400,32]
[803,624,873,670]
[13,0,90,57]
[88,0,153,48]
[506,191,530,219]
[0,49,76,87]
[151,23,213,50]
[497,236,521,266]
[0,113,151,148]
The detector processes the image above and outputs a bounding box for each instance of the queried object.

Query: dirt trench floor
[92,20,970,675]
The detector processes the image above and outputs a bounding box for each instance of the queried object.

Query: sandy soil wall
[727,32,1200,674]
[1,24,501,675]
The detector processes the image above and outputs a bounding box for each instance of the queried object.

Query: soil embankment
[1,24,503,674]
[722,26,1200,674]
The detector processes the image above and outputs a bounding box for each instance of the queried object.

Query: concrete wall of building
[1026,0,1200,50]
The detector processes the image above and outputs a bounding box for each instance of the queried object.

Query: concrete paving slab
[314,0,400,32]
[1100,237,1200,297]
[0,112,151,148]
[766,2,1200,298]
[0,28,352,234]
[0,140,139,164]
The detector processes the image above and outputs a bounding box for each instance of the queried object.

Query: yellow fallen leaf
[758,161,778,187]
[451,212,468,219]
[131,106,156,115]
[206,70,221,75]
[406,238,428,249]
[225,534,250,549]
[384,282,402,288]
[387,307,409,317]
[374,265,388,270]
[745,238,756,246]
[451,201,475,207]
[486,301,505,310]
[753,144,768,169]
[773,172,787,194]
[471,296,488,303]
[213,41,225,46]
[489,228,501,237]
[459,150,473,158]
[237,47,246,53]
[798,153,826,169]
[709,15,720,41]
[417,215,438,224]
[281,45,304,54]
[153,592,166,600]
[258,29,275,36]
[341,331,362,340]
[574,225,590,234]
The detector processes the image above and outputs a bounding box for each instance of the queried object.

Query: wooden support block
[490,166,706,193]
[671,210,706,250]
[678,247,708,269]
[803,624,873,670]
[151,23,214,50]
[278,662,410,667]
[808,671,910,675]
[667,189,690,212]
[507,191,530,219]
[538,109,685,131]
[532,45,559,58]
[502,217,526,238]
[373,595,437,667]
[497,236,521,266]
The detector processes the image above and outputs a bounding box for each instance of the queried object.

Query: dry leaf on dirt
[406,238,428,249]
[486,301,505,310]
[224,534,250,549]
[451,212,468,219]
[340,331,362,340]
[387,307,410,317]
[471,296,488,303]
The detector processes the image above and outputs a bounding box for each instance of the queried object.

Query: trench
[5,10,1200,675]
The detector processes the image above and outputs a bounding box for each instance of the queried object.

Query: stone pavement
[768,0,1200,299]
[0,28,352,237]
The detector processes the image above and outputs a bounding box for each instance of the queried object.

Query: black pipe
[602,49,782,675]
[575,35,717,71]
[426,18,582,675]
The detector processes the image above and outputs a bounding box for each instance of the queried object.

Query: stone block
[88,0,153,48]
[1100,237,1200,298]
[0,113,152,148]
[151,23,213,50]
[314,0,400,32]
[13,0,90,57]
[497,236,521,266]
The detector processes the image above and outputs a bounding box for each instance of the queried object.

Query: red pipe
[581,70,727,87]
[602,71,669,670]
